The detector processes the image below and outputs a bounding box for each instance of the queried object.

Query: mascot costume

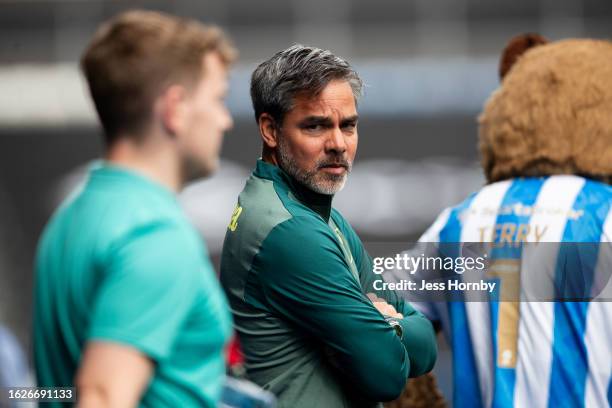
[389,34,612,408]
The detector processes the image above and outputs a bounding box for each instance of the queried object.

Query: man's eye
[306,124,323,131]
[342,123,357,131]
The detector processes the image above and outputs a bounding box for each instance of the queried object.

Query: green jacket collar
[254,159,333,221]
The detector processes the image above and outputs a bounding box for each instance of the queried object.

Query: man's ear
[158,85,188,137]
[258,113,279,149]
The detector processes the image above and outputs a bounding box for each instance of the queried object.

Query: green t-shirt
[34,163,232,407]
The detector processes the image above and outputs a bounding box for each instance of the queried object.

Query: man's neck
[106,136,182,193]
[261,148,278,166]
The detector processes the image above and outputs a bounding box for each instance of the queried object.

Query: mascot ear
[499,33,548,80]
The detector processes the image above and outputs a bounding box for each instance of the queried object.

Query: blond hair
[81,10,236,143]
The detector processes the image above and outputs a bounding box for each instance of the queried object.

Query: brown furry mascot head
[478,34,612,184]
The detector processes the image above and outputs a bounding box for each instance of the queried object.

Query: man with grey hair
[220,45,437,407]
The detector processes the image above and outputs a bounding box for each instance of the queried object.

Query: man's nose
[325,127,347,153]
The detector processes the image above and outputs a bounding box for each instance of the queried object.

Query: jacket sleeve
[333,212,438,377]
[253,215,410,401]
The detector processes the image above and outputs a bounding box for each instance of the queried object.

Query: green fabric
[220,160,437,408]
[34,163,232,408]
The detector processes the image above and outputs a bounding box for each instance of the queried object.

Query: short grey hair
[250,44,363,125]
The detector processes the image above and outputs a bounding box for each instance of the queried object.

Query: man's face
[276,80,358,195]
[178,52,233,181]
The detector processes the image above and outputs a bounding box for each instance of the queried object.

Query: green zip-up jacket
[220,160,437,407]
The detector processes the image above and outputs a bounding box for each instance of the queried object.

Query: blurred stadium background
[1,0,610,400]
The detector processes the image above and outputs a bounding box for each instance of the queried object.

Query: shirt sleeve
[332,213,438,377]
[254,216,417,402]
[376,210,456,340]
[88,221,202,362]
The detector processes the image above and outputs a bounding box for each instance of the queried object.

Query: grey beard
[277,137,349,195]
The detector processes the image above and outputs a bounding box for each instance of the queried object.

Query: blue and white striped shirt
[404,175,612,408]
